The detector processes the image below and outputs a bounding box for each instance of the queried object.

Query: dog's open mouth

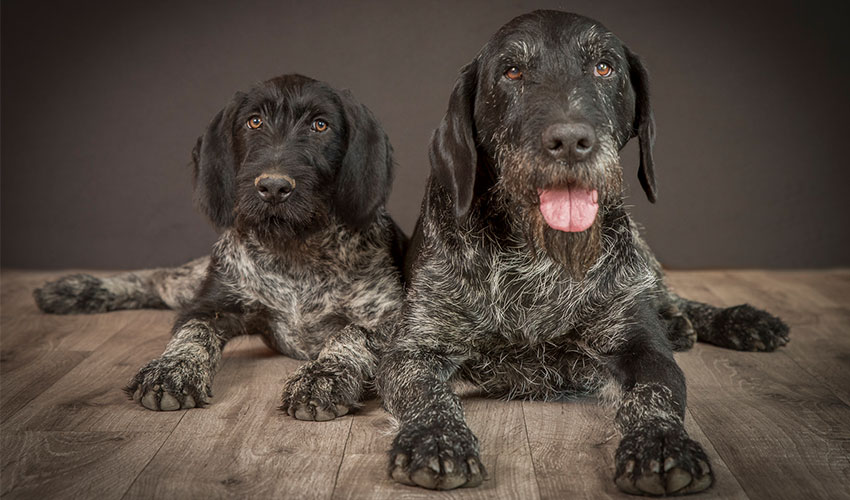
[537,185,598,232]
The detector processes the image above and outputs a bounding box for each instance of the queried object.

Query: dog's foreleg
[378,346,487,490]
[280,324,379,421]
[33,256,208,314]
[125,303,240,411]
[608,327,714,496]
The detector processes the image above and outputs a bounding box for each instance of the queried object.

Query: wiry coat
[378,11,789,495]
[34,75,407,420]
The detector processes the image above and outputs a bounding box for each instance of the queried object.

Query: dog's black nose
[255,174,294,203]
[542,123,596,162]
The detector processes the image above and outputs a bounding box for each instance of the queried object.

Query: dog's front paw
[125,355,212,411]
[710,304,790,352]
[280,360,360,421]
[389,420,488,490]
[615,424,713,496]
[33,274,108,314]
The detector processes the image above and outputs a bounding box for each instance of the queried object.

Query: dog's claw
[391,454,414,485]
[411,467,439,489]
[666,467,692,493]
[141,391,157,411]
[280,360,358,422]
[159,392,180,411]
[636,471,666,495]
[615,426,713,495]
[389,423,486,490]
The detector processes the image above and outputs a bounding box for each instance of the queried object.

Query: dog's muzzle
[255,173,295,204]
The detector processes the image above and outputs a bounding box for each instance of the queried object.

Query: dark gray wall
[3,0,849,270]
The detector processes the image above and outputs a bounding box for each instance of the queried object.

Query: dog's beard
[496,140,622,279]
[233,189,330,254]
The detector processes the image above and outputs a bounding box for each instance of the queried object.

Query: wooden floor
[1,269,849,499]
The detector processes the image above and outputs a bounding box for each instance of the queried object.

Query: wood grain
[1,431,170,499]
[334,384,540,499]
[4,308,185,433]
[0,349,89,423]
[1,269,848,499]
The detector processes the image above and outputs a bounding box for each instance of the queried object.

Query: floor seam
[521,401,545,500]
[329,415,355,500]
[119,410,189,500]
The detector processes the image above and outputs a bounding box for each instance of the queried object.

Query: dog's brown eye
[247,116,263,129]
[311,119,328,132]
[594,62,613,78]
[505,67,523,80]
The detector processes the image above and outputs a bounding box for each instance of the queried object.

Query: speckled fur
[378,11,787,495]
[33,257,207,314]
[36,75,406,417]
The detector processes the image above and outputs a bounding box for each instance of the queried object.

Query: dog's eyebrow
[503,39,538,63]
[575,28,622,62]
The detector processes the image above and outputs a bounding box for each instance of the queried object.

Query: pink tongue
[538,187,599,232]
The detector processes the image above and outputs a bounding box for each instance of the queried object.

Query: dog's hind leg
[33,256,208,314]
[652,287,698,352]
[280,324,380,421]
[671,294,790,352]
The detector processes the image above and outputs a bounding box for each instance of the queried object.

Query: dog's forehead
[490,11,622,63]
[245,76,342,116]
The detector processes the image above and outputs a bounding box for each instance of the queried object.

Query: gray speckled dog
[377,11,789,495]
[35,74,406,420]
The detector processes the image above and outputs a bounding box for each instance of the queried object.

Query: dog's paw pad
[280,361,359,421]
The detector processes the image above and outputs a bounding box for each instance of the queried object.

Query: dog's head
[192,74,393,243]
[430,10,655,275]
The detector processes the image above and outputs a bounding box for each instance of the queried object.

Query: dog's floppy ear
[625,47,657,203]
[192,93,244,228]
[430,59,479,217]
[336,89,394,230]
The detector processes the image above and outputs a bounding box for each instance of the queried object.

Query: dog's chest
[446,245,587,339]
[466,253,607,395]
[462,337,606,399]
[216,233,401,358]
[227,256,341,329]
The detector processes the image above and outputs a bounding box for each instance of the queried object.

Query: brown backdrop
[3,0,848,269]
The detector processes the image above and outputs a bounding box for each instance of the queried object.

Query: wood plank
[676,344,850,500]
[2,270,849,499]
[522,397,747,500]
[0,349,90,423]
[124,420,351,499]
[3,310,185,432]
[1,269,164,352]
[333,386,540,499]
[126,337,352,499]
[1,431,170,499]
[704,271,850,406]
